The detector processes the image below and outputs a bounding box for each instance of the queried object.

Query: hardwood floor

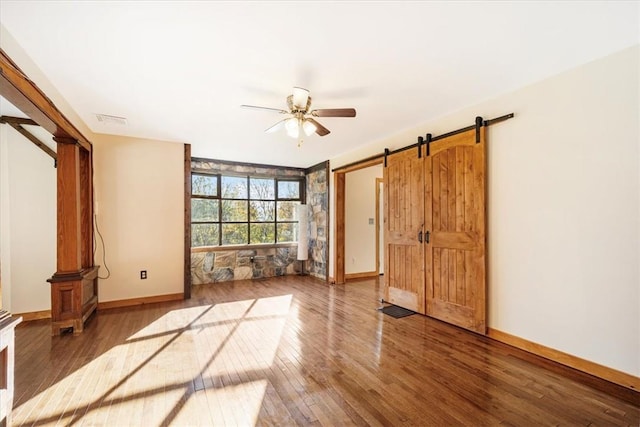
[12,276,639,426]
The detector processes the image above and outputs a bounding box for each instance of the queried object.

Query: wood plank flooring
[12,276,640,426]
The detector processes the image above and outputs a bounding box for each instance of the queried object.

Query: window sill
[191,242,298,253]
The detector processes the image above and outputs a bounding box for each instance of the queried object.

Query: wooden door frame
[333,158,383,284]
[375,177,383,275]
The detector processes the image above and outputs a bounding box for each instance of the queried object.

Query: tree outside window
[191,173,302,247]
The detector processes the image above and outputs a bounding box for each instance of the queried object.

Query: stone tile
[235,266,252,280]
[212,268,234,282]
[191,253,204,270]
[237,257,251,267]
[214,251,235,268]
[203,252,215,272]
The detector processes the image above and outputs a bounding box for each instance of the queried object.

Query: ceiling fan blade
[292,87,310,109]
[307,118,330,136]
[265,119,286,133]
[311,108,356,118]
[241,104,288,114]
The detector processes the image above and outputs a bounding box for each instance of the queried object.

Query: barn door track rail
[332,113,514,172]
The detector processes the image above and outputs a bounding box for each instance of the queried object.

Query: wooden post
[48,138,98,335]
[54,139,82,272]
[334,172,345,284]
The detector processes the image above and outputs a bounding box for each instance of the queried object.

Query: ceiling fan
[241,87,356,146]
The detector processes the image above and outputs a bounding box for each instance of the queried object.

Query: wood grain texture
[334,172,346,284]
[426,128,486,334]
[48,267,99,335]
[55,142,82,273]
[375,177,383,275]
[11,277,639,426]
[79,148,93,269]
[345,271,379,280]
[13,310,51,322]
[0,49,91,150]
[97,293,184,311]
[384,148,425,313]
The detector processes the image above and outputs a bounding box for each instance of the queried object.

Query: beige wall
[1,25,185,306]
[330,45,640,376]
[345,165,382,275]
[92,135,184,302]
[3,19,638,377]
[0,124,56,313]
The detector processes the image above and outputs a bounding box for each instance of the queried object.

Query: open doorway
[333,158,383,284]
[344,164,383,280]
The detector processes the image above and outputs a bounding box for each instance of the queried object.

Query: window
[191,173,303,247]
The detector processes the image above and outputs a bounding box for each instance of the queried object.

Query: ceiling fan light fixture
[302,119,316,136]
[285,117,299,138]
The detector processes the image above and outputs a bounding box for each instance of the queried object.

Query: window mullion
[218,194,222,246]
[246,175,251,245]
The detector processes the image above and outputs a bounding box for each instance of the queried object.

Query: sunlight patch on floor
[17,295,293,425]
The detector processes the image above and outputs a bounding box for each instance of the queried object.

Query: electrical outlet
[140,270,147,279]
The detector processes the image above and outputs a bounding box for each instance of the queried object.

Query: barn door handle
[425,231,430,244]
[418,230,423,243]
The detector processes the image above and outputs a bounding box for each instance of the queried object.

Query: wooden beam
[0,116,38,126]
[4,122,57,162]
[0,49,91,152]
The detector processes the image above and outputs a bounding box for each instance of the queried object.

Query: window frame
[190,172,304,248]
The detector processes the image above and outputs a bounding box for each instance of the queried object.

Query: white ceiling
[1,1,638,168]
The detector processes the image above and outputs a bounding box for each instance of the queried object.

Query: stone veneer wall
[191,158,305,284]
[305,162,329,280]
[191,247,299,284]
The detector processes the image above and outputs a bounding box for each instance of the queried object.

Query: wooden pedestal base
[48,266,99,336]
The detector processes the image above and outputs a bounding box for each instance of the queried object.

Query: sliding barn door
[384,148,425,314]
[425,128,487,333]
